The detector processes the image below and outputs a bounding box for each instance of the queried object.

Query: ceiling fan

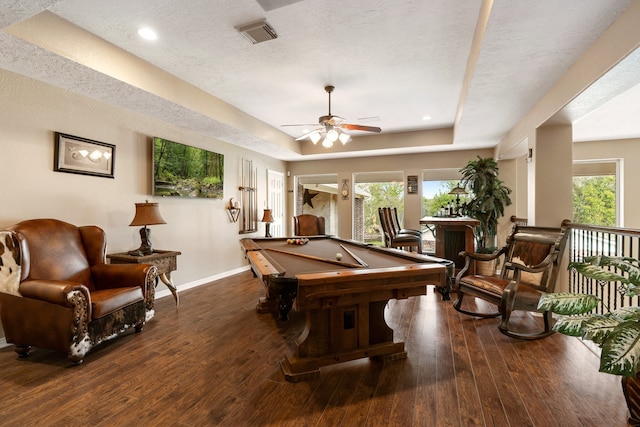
[282,85,381,148]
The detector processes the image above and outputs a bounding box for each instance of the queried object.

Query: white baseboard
[0,265,252,350]
[154,265,250,299]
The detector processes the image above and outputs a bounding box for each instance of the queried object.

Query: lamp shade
[448,185,468,196]
[261,209,274,223]
[129,202,166,226]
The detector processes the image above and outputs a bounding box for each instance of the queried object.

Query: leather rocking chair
[453,223,568,339]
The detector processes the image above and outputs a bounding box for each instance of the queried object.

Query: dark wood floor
[0,270,630,426]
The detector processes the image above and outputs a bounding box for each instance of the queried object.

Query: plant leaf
[581,315,621,344]
[610,306,640,322]
[553,314,595,337]
[600,321,640,376]
[569,262,631,285]
[538,292,600,315]
[571,256,640,287]
[627,284,640,297]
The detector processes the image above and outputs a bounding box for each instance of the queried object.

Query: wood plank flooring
[0,270,630,426]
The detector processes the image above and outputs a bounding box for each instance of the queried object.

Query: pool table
[240,236,452,381]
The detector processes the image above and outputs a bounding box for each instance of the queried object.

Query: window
[420,169,466,253]
[354,171,404,245]
[296,174,339,235]
[422,180,463,217]
[572,161,618,226]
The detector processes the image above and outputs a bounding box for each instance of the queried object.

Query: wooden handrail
[562,219,640,238]
[509,215,528,225]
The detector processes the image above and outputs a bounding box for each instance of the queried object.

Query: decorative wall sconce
[227,198,240,223]
[341,179,349,200]
[526,148,533,163]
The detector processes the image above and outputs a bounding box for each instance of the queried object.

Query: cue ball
[336,253,343,261]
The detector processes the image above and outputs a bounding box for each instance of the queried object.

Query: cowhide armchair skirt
[0,219,157,364]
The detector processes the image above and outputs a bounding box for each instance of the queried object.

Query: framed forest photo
[152,137,224,199]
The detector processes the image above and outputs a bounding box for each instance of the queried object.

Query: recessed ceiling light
[422,115,432,121]
[138,27,158,41]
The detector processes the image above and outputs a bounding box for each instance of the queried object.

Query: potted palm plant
[538,255,640,424]
[459,157,512,273]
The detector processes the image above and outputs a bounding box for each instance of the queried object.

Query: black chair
[378,207,422,253]
[390,207,422,237]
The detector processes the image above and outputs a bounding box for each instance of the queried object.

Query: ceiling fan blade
[281,124,319,127]
[340,123,382,133]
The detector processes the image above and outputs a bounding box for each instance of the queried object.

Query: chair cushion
[0,232,21,297]
[391,234,421,244]
[91,287,144,319]
[459,275,509,297]
[511,256,543,285]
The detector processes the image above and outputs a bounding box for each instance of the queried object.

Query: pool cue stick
[265,248,361,268]
[339,244,369,268]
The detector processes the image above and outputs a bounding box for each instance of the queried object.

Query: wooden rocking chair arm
[504,254,554,274]
[459,246,507,262]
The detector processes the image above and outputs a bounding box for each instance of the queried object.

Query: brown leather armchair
[0,219,157,364]
[293,214,326,236]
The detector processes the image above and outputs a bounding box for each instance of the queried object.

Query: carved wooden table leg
[158,271,179,308]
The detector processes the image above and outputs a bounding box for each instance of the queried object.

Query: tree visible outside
[422,180,460,217]
[573,175,616,226]
[359,175,615,245]
[358,182,404,245]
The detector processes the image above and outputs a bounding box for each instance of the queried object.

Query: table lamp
[261,208,274,238]
[128,201,166,256]
[448,185,468,216]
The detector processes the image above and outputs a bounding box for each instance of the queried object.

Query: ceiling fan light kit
[284,85,381,149]
[309,132,322,144]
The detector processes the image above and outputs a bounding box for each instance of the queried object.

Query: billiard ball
[336,253,343,261]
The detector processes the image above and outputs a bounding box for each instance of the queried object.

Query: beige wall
[0,69,286,339]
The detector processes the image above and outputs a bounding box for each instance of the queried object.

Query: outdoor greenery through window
[422,180,462,217]
[572,175,616,226]
[357,182,404,246]
[357,173,617,248]
[421,180,464,253]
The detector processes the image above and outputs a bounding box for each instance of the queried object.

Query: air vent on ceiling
[237,20,278,44]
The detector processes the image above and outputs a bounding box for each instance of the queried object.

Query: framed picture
[54,132,115,178]
[407,175,418,194]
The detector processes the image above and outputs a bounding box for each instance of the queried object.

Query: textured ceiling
[0,0,637,160]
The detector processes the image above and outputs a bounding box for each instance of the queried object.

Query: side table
[419,216,480,275]
[107,250,182,308]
